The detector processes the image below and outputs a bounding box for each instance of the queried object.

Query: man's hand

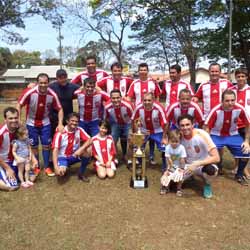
[184,163,198,175]
[241,141,250,154]
[161,137,168,145]
[56,124,64,133]
[6,168,16,181]
[55,166,66,176]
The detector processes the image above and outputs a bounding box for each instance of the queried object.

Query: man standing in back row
[71,55,109,85]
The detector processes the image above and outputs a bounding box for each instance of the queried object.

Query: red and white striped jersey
[71,70,109,85]
[195,79,233,118]
[18,86,62,127]
[205,103,250,136]
[162,80,194,107]
[0,124,15,162]
[166,101,204,127]
[52,126,90,158]
[127,78,161,105]
[74,89,110,122]
[97,76,133,97]
[131,102,167,134]
[92,134,116,164]
[104,100,134,125]
[230,84,250,128]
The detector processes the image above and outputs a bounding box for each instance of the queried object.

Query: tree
[12,50,42,68]
[0,0,58,44]
[204,0,250,78]
[0,47,13,72]
[63,0,134,64]
[131,0,223,85]
[44,58,60,65]
[129,14,184,72]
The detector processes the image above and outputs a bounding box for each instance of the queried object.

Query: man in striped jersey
[71,55,109,85]
[205,89,250,185]
[166,89,204,129]
[194,62,233,118]
[74,77,110,137]
[162,64,194,108]
[97,62,133,97]
[52,112,91,181]
[17,73,64,177]
[104,89,134,163]
[131,92,168,172]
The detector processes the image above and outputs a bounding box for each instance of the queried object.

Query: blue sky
[0,16,98,54]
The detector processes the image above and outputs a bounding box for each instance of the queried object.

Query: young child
[92,120,117,179]
[12,126,34,188]
[160,130,187,196]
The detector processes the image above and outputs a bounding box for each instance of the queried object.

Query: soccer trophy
[130,119,148,188]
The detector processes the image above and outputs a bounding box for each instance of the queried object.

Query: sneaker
[78,174,90,183]
[21,182,30,188]
[176,189,183,197]
[160,185,169,195]
[44,167,55,177]
[33,167,41,176]
[150,158,157,165]
[127,159,132,165]
[236,176,248,186]
[203,184,213,198]
[114,158,119,165]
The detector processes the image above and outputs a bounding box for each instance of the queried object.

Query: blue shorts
[57,156,81,168]
[111,123,130,143]
[79,120,99,136]
[0,162,19,188]
[211,135,250,158]
[27,124,51,147]
[144,132,165,152]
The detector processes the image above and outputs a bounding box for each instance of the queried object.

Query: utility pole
[228,0,233,80]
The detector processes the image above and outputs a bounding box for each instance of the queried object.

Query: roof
[2,65,82,80]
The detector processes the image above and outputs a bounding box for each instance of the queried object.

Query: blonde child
[160,130,186,196]
[12,126,34,188]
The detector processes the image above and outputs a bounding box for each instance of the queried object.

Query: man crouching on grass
[178,114,220,198]
[52,112,91,182]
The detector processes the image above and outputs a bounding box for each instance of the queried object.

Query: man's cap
[56,69,67,77]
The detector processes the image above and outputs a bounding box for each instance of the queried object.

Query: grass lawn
[1,102,250,250]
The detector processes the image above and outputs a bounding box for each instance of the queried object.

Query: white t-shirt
[165,144,187,169]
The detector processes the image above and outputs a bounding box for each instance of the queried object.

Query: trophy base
[130,177,148,189]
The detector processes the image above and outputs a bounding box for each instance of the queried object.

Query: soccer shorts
[27,124,51,147]
[211,134,250,158]
[79,120,99,137]
[0,162,19,188]
[144,132,165,152]
[57,156,81,168]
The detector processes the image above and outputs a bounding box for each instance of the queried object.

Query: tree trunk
[187,57,196,90]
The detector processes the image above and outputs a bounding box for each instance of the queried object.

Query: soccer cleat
[78,174,90,183]
[176,189,183,197]
[236,176,248,186]
[203,183,213,198]
[160,185,169,195]
[33,167,41,176]
[149,158,157,166]
[44,167,55,177]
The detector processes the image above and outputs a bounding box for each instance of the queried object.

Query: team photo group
[1,55,250,199]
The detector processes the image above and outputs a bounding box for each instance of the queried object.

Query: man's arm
[56,108,64,132]
[186,147,220,173]
[0,157,16,180]
[161,123,168,145]
[16,103,23,124]
[242,124,250,153]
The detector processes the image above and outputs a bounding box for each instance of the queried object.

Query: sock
[236,159,247,178]
[42,149,50,168]
[79,157,90,175]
